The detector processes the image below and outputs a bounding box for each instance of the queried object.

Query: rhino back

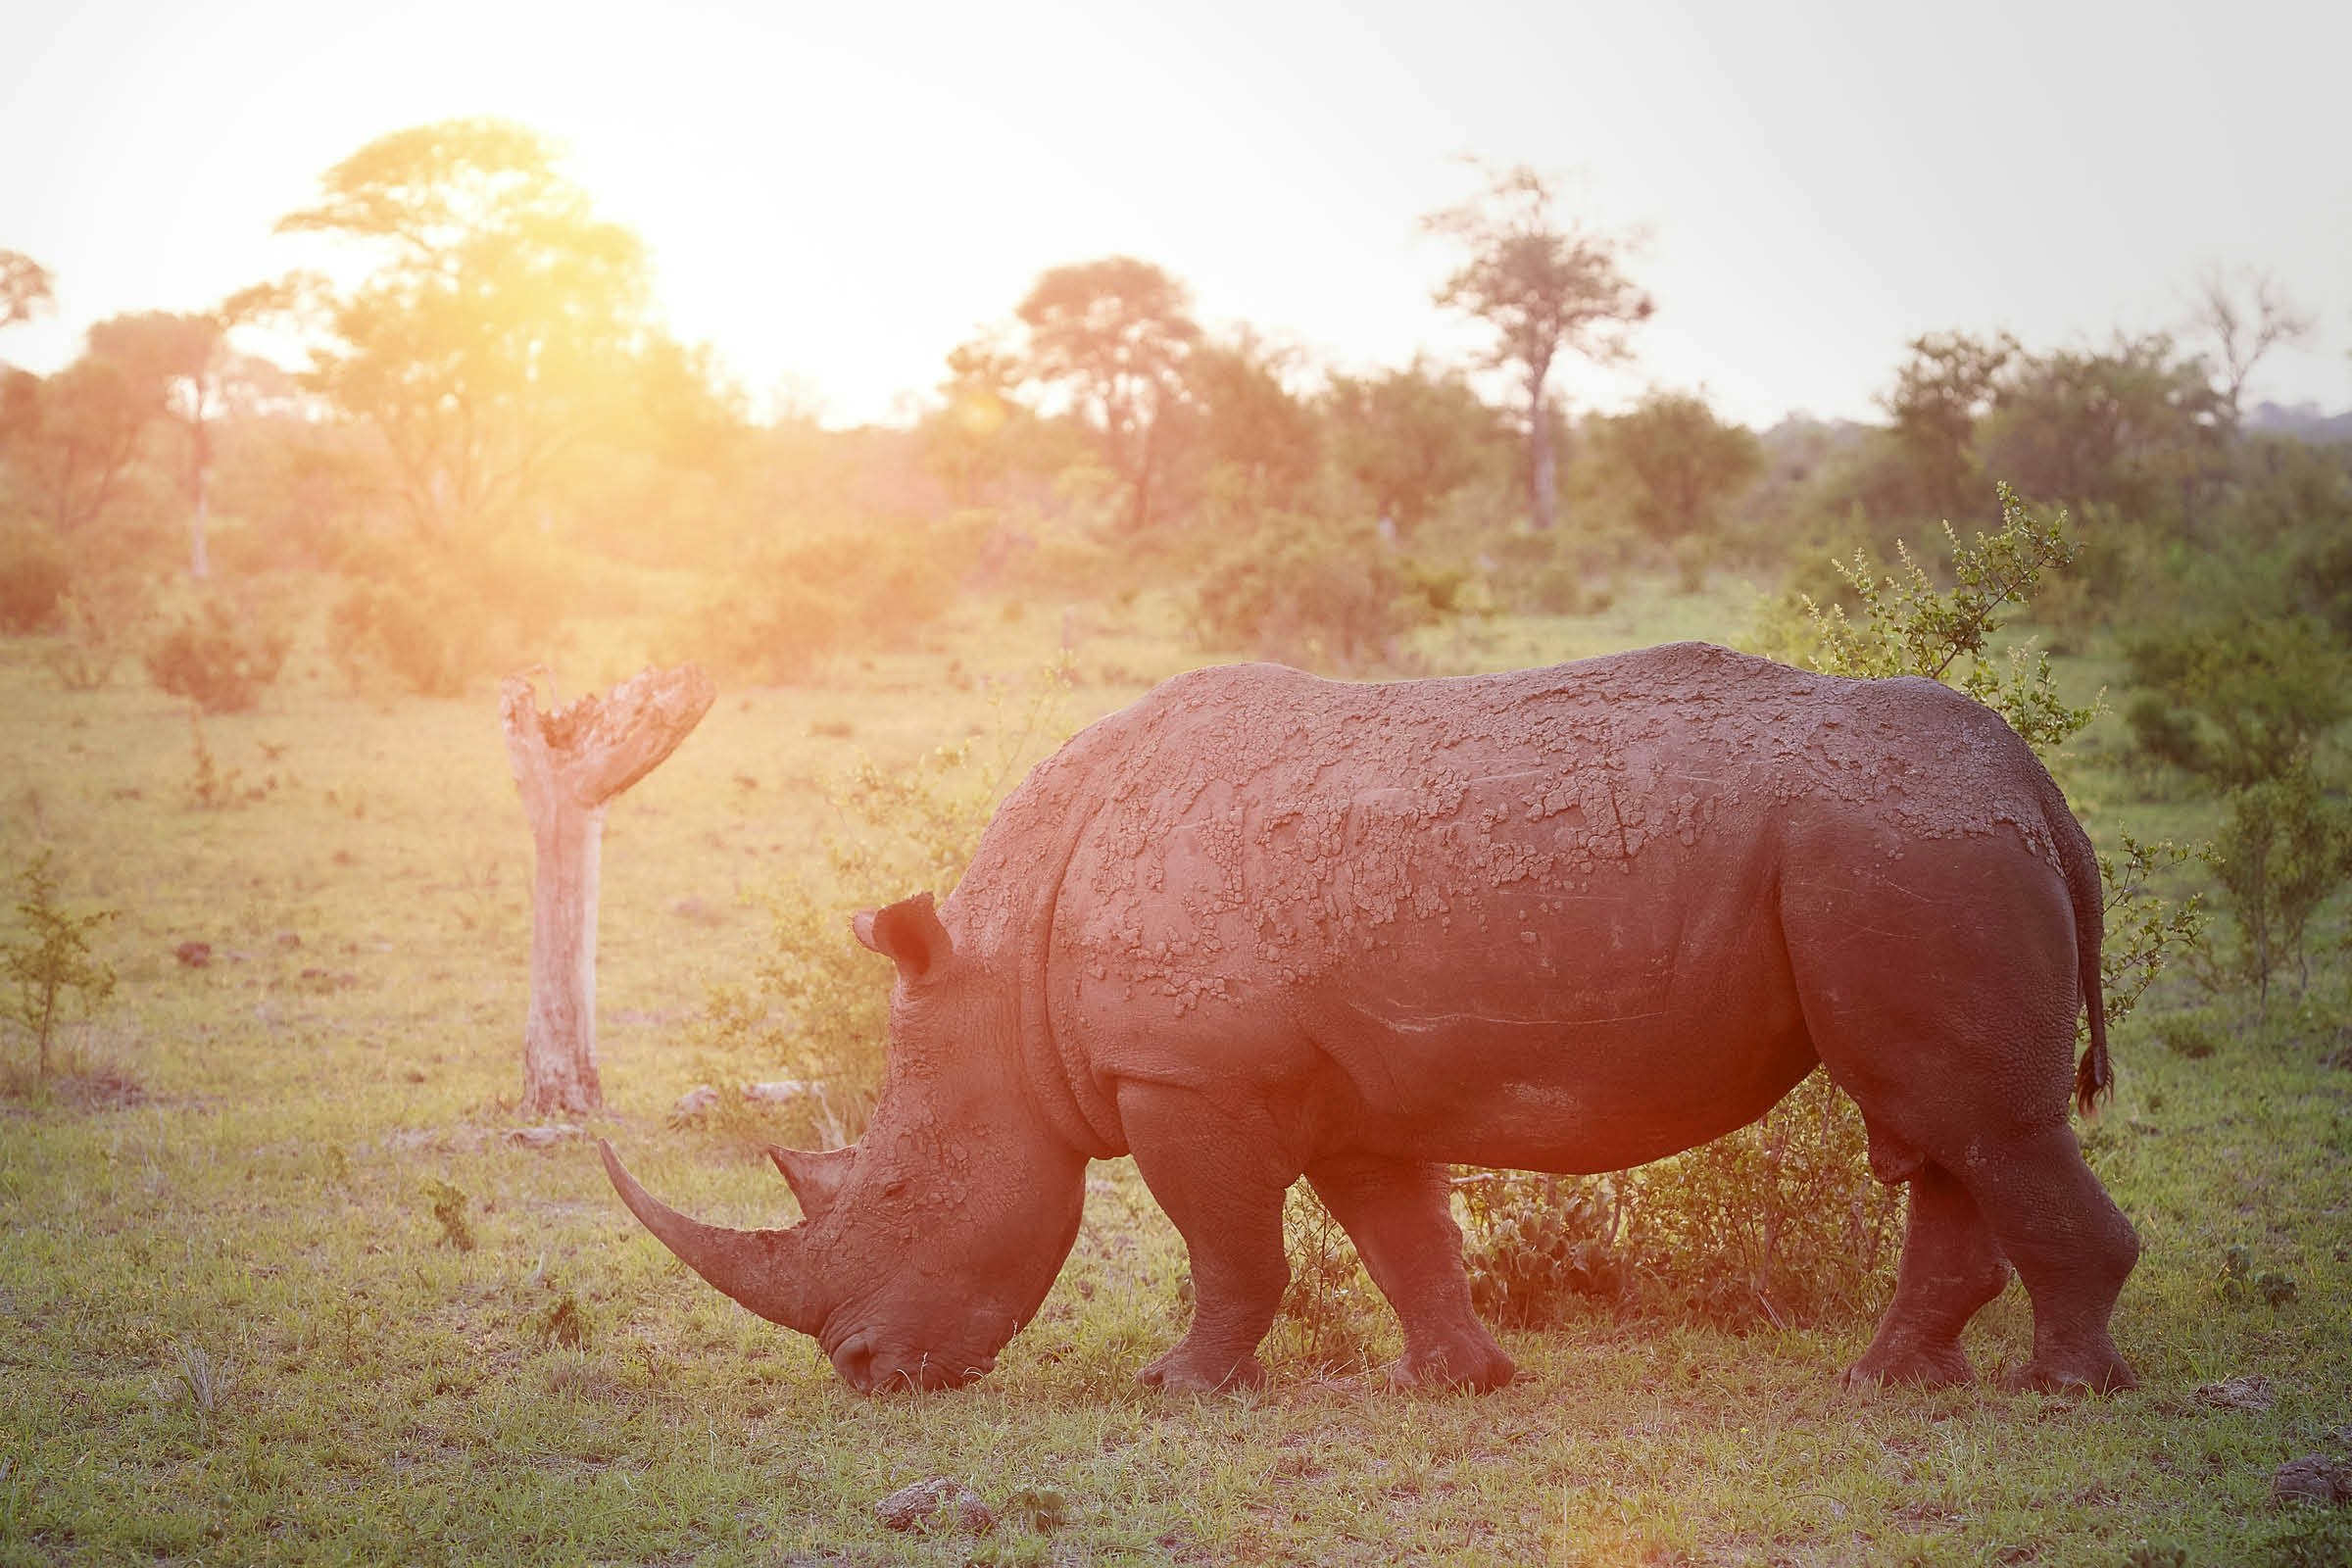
[1048,645,2046,965]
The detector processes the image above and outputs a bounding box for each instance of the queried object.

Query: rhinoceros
[601,643,2139,1396]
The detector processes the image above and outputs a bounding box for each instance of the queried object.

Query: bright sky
[4,0,2346,429]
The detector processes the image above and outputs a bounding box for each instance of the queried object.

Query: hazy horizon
[4,0,2346,429]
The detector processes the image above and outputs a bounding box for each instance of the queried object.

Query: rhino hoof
[1999,1351,2137,1395]
[1839,1344,1974,1391]
[1138,1348,1265,1393]
[1390,1341,1518,1393]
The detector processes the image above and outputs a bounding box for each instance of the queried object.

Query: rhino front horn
[597,1140,823,1336]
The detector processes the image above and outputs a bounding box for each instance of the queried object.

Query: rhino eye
[882,1178,907,1200]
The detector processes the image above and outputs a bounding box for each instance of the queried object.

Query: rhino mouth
[827,1333,998,1394]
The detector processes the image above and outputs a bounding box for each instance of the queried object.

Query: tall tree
[2191,267,2315,423]
[1183,331,1321,516]
[920,333,1031,508]
[1594,391,1764,542]
[1015,256,1199,531]
[1,251,53,333]
[1423,162,1651,532]
[87,293,288,578]
[1878,330,2016,523]
[1324,357,1502,537]
[276,119,650,539]
[4,348,167,534]
[1978,334,2225,522]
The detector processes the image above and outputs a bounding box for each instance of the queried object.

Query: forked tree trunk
[499,663,715,1115]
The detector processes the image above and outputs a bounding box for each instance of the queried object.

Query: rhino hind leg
[1307,1153,1517,1392]
[1952,1123,2141,1394]
[1120,1081,1293,1393]
[1842,1162,2010,1390]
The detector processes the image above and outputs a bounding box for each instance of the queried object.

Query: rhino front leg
[1119,1081,1295,1393]
[1307,1154,1517,1392]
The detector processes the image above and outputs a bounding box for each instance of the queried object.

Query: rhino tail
[2052,802,2113,1119]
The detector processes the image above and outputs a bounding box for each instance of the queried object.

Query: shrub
[2,851,118,1086]
[683,529,965,686]
[45,573,155,691]
[1518,560,1613,615]
[1454,1075,1907,1331]
[1618,1073,1903,1326]
[699,665,1073,1138]
[1189,517,1460,672]
[2156,1010,2222,1059]
[422,1178,475,1251]
[327,577,486,698]
[1458,1170,1625,1326]
[2124,614,2351,787]
[2207,764,2352,1015]
[0,524,71,633]
[687,573,854,686]
[145,598,291,713]
[1273,1188,1379,1370]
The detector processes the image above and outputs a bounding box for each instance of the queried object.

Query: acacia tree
[1183,331,1322,516]
[1596,391,1763,542]
[6,349,166,534]
[1878,331,2016,523]
[1978,334,2225,523]
[277,119,650,541]
[1323,357,1502,537]
[87,295,289,578]
[920,333,1032,508]
[1423,163,1651,532]
[1015,256,1200,531]
[2191,266,2314,424]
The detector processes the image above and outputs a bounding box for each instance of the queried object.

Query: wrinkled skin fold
[602,644,2140,1397]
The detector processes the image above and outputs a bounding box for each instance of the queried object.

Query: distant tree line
[0,117,2344,718]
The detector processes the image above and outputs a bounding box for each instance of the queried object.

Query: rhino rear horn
[597,1140,823,1336]
[766,1143,856,1220]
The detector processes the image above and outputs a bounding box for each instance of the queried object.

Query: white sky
[3,0,2346,428]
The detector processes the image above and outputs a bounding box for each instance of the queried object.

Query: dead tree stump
[500,663,714,1115]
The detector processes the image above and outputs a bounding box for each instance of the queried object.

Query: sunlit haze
[5,0,2347,426]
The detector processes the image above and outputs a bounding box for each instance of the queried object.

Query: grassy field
[2,578,2347,1567]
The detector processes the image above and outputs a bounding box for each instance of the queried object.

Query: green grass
[2,581,2347,1566]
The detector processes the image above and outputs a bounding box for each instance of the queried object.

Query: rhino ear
[851,891,953,983]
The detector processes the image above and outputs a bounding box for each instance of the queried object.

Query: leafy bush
[685,529,966,686]
[1617,1073,1903,1325]
[145,598,291,713]
[2124,614,2350,786]
[45,573,155,691]
[1759,481,2093,752]
[1273,1188,1379,1370]
[700,666,1072,1138]
[327,576,486,698]
[1458,1171,1625,1326]
[1517,561,1613,615]
[0,524,70,633]
[2207,764,2352,1015]
[1189,516,1462,672]
[3,851,118,1085]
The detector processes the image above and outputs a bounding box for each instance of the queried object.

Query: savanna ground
[2,577,2347,1568]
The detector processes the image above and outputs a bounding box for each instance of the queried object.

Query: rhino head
[599,892,1087,1392]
